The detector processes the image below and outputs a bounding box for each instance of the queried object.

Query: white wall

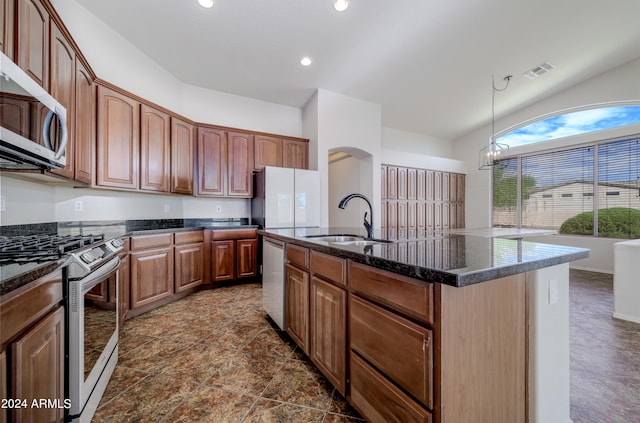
[306,89,382,228]
[382,126,453,158]
[328,156,363,228]
[0,176,56,224]
[453,57,640,272]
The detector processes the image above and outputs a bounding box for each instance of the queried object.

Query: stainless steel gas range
[0,233,123,423]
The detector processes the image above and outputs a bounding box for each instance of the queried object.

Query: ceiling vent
[522,62,555,79]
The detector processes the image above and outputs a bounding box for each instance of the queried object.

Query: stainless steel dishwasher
[262,238,285,330]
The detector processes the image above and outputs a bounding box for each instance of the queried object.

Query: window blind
[596,138,640,238]
[492,157,518,227]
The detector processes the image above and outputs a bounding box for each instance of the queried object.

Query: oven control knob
[81,251,95,263]
[111,238,124,248]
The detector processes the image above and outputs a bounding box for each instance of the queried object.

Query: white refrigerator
[253,166,320,330]
[252,166,321,229]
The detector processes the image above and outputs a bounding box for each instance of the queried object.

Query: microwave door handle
[42,106,68,160]
[54,105,68,160]
[43,110,54,150]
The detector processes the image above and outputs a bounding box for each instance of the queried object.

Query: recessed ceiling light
[198,0,214,8]
[300,57,312,66]
[334,0,349,12]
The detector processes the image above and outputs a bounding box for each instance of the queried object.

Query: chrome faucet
[338,193,374,239]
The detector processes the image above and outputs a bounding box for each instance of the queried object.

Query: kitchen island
[260,227,589,423]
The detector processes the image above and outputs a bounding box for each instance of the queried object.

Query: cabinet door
[1,0,15,58]
[416,169,426,201]
[236,238,257,278]
[407,202,417,239]
[12,307,64,423]
[140,104,170,192]
[211,240,235,281]
[17,0,49,89]
[310,276,346,395]
[74,59,95,184]
[387,166,398,199]
[171,117,194,195]
[197,127,226,196]
[254,135,282,170]
[97,86,139,189]
[48,23,75,180]
[0,350,6,423]
[381,165,388,199]
[350,295,433,408]
[118,253,130,322]
[397,201,407,240]
[227,131,253,197]
[397,167,408,200]
[285,263,309,354]
[175,242,203,292]
[282,139,308,169]
[130,247,174,309]
[386,201,398,240]
[442,172,450,201]
[407,168,417,200]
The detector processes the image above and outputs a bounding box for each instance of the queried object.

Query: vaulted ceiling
[74,0,640,140]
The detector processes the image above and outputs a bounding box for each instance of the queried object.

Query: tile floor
[94,270,640,422]
[93,282,363,422]
[569,269,640,423]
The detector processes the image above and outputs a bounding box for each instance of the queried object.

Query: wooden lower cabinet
[285,263,309,354]
[310,276,346,395]
[118,252,130,322]
[236,239,257,278]
[350,352,431,423]
[0,350,5,423]
[11,306,65,423]
[350,294,432,408]
[211,240,235,281]
[210,229,258,282]
[130,246,174,309]
[175,242,204,292]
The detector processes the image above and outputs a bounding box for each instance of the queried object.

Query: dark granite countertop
[0,218,258,297]
[260,227,590,287]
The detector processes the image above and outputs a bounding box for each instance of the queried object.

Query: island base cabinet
[310,276,346,396]
[350,352,432,423]
[285,263,309,354]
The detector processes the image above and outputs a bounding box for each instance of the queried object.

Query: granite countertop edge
[259,229,590,288]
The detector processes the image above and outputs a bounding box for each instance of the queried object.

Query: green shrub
[559,208,640,238]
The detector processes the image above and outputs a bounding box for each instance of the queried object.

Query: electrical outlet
[74,200,83,212]
[216,205,222,213]
[164,203,170,213]
[0,196,5,212]
[549,279,558,305]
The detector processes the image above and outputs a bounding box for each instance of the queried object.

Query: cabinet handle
[423,335,430,352]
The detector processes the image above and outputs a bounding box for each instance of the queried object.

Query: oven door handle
[79,256,120,293]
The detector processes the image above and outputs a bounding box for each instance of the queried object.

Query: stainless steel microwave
[0,52,67,170]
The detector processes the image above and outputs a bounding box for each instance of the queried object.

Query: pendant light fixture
[479,75,512,170]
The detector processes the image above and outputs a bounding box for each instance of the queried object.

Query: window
[497,105,640,148]
[492,136,640,239]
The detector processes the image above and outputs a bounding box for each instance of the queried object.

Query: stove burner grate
[0,234,105,265]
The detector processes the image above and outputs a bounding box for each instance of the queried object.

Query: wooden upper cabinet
[254,135,282,170]
[171,117,194,195]
[96,85,139,189]
[227,131,253,197]
[140,104,170,192]
[283,138,308,169]
[2,0,15,59]
[397,167,408,200]
[74,59,95,185]
[17,0,49,89]
[197,126,226,196]
[48,23,75,180]
[387,166,398,199]
[407,168,417,200]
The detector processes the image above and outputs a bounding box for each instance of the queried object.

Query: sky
[496,106,640,147]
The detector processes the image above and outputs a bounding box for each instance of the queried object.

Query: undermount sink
[304,234,392,245]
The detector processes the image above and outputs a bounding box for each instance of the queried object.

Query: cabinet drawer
[130,233,173,250]
[310,250,346,286]
[211,228,257,241]
[350,295,432,408]
[286,244,309,270]
[175,230,204,245]
[350,262,433,324]
[350,352,431,423]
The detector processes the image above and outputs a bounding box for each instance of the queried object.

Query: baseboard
[613,312,640,324]
[569,265,613,275]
